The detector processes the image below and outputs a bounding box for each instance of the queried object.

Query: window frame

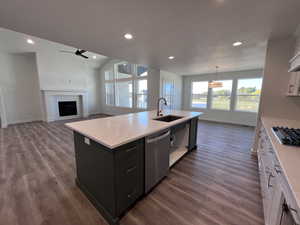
[162,78,175,110]
[189,76,262,113]
[135,78,148,109]
[234,78,262,113]
[104,62,148,109]
[210,79,233,111]
[190,81,209,109]
[105,81,115,106]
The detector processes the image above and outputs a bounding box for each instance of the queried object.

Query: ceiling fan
[60,49,89,59]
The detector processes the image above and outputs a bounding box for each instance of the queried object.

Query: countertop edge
[66,112,202,149]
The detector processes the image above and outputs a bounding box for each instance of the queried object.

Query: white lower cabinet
[257,124,300,225]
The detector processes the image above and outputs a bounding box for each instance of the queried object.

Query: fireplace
[58,101,78,117]
[41,90,88,122]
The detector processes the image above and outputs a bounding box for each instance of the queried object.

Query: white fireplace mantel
[41,89,89,122]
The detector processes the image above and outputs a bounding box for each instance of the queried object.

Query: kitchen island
[66,110,202,225]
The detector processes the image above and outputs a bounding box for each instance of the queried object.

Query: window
[236,78,262,112]
[137,66,148,77]
[191,81,208,108]
[115,81,133,107]
[162,79,175,110]
[116,63,133,79]
[105,83,114,105]
[104,62,148,109]
[136,79,147,108]
[211,80,232,110]
[105,71,114,81]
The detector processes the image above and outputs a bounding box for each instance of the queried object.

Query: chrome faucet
[157,97,168,116]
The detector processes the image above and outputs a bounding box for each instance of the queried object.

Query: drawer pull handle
[127,189,136,199]
[268,173,275,188]
[146,130,170,144]
[126,147,136,153]
[274,165,281,174]
[282,202,300,225]
[127,166,137,174]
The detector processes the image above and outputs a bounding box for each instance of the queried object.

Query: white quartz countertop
[261,116,300,207]
[66,110,202,149]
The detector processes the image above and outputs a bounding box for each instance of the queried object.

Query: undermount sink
[153,115,184,122]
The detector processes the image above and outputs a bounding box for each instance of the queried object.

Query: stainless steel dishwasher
[145,129,170,193]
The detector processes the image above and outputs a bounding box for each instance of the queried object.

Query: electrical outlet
[84,137,90,145]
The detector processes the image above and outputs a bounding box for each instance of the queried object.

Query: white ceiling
[0,0,300,75]
[0,28,108,68]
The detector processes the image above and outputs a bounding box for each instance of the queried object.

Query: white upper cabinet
[287,72,300,96]
[289,52,300,72]
[287,36,300,96]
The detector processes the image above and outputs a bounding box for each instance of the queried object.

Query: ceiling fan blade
[80,54,89,59]
[60,50,74,53]
[79,49,86,54]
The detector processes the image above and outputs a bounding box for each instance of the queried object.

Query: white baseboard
[197,117,256,127]
[7,118,43,126]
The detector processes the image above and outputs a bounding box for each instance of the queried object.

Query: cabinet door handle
[282,202,300,225]
[125,146,136,153]
[268,173,275,188]
[274,165,281,174]
[146,131,170,144]
[126,166,137,174]
[127,189,136,199]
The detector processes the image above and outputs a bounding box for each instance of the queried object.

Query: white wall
[86,68,101,115]
[99,59,161,115]
[253,36,300,151]
[0,50,103,125]
[36,51,102,116]
[160,70,182,110]
[182,69,263,126]
[258,37,300,120]
[0,52,42,124]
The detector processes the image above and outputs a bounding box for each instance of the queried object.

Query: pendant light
[208,66,223,88]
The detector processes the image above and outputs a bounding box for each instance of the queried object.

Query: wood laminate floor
[0,117,264,225]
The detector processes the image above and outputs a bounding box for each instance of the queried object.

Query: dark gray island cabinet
[67,111,200,225]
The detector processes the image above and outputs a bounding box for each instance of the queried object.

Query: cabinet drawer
[277,171,300,222]
[115,139,144,215]
[116,142,139,161]
[116,183,140,216]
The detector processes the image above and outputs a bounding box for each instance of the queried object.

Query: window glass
[162,79,175,110]
[104,62,149,108]
[115,81,133,107]
[136,79,148,108]
[137,66,148,77]
[236,78,262,112]
[104,71,114,81]
[191,81,208,108]
[211,80,232,110]
[105,83,114,105]
[116,63,133,79]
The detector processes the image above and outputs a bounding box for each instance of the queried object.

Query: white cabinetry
[288,52,300,96]
[257,124,300,225]
[289,53,300,73]
[287,72,300,96]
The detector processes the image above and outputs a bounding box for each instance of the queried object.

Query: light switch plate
[84,137,90,145]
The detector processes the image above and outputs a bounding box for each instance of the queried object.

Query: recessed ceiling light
[233,41,243,47]
[92,55,97,59]
[124,33,133,40]
[27,38,34,44]
[168,56,175,60]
